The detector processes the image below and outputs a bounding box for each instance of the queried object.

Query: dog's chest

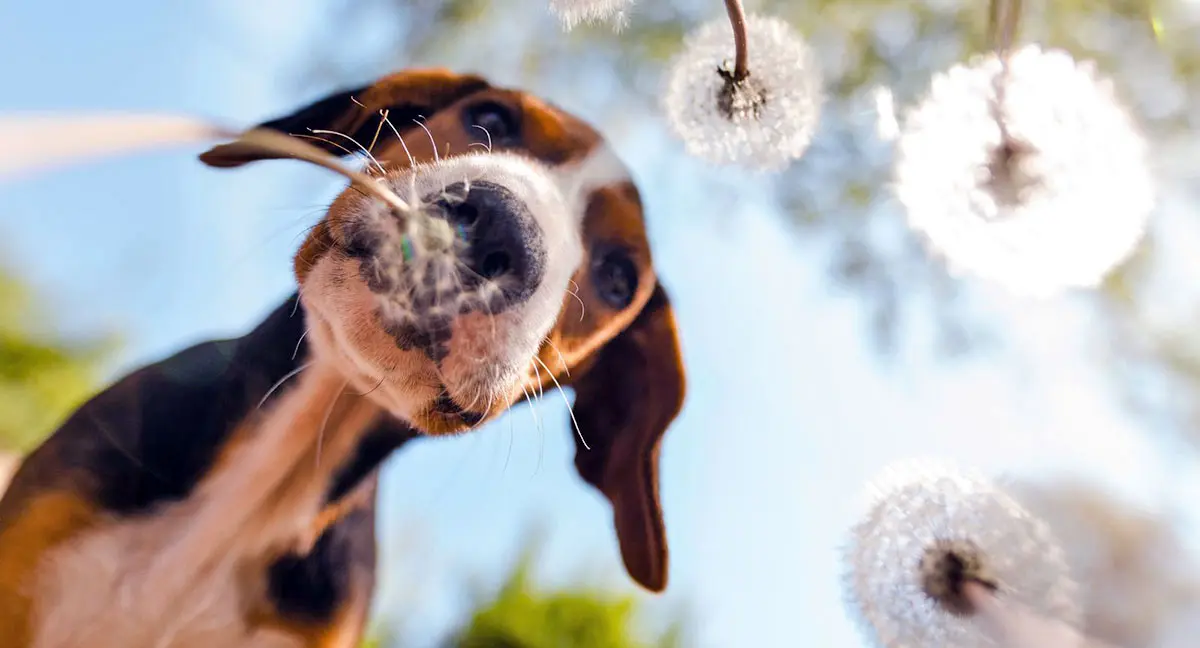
[26,366,373,648]
[28,510,309,648]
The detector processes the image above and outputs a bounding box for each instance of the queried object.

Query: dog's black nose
[435,180,546,306]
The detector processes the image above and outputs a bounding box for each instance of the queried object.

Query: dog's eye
[462,101,520,147]
[591,248,639,309]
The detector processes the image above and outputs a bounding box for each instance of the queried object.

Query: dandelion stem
[723,0,750,80]
[987,0,1021,55]
[986,0,1023,185]
[965,582,1109,647]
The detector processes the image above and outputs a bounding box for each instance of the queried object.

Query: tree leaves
[446,549,679,648]
[0,271,109,452]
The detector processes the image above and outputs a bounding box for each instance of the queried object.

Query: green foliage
[0,272,110,452]
[447,551,679,648]
[359,633,386,648]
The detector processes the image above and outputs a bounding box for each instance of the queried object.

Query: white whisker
[566,280,586,322]
[354,374,387,398]
[412,117,440,163]
[313,377,352,471]
[533,355,589,451]
[469,398,494,431]
[545,338,572,378]
[309,128,385,174]
[519,377,548,462]
[258,363,312,410]
[292,329,310,361]
[367,112,388,155]
[502,396,517,475]
[379,110,417,169]
[87,409,165,481]
[292,133,359,160]
[471,125,494,153]
[530,357,546,400]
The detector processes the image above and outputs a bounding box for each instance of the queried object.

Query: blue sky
[2,2,1197,646]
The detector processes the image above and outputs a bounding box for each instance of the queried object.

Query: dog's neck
[29,357,386,648]
[143,359,381,601]
[181,359,382,560]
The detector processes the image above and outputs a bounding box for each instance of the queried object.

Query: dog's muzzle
[346,179,548,361]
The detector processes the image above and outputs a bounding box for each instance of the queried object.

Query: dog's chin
[411,393,502,436]
[302,289,538,437]
[401,316,548,436]
[333,342,522,437]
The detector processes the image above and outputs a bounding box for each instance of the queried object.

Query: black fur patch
[382,312,453,363]
[430,390,486,427]
[266,506,377,624]
[79,296,310,514]
[326,424,415,502]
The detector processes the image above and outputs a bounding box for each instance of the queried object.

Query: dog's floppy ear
[569,282,686,593]
[198,68,490,168]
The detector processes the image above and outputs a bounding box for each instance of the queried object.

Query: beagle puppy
[0,69,686,648]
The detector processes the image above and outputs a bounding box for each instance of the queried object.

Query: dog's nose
[435,180,546,304]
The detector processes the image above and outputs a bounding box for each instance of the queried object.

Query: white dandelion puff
[663,14,823,171]
[894,44,1154,298]
[842,458,1081,648]
[548,0,633,31]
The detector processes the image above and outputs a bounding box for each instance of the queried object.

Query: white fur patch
[551,143,632,222]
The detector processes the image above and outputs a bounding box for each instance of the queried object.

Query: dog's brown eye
[462,101,520,147]
[591,248,639,309]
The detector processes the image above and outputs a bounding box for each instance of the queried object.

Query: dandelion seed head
[842,459,1080,648]
[894,45,1154,298]
[918,538,998,617]
[548,0,633,31]
[663,14,823,171]
[715,67,768,122]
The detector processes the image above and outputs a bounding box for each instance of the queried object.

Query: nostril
[480,250,511,279]
[451,201,479,227]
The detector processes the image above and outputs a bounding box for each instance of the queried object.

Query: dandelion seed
[662,14,823,171]
[842,458,1080,648]
[548,0,633,31]
[894,45,1154,298]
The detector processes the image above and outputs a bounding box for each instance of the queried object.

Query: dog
[0,69,686,648]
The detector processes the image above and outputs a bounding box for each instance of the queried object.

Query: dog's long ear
[198,68,490,168]
[569,282,686,593]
